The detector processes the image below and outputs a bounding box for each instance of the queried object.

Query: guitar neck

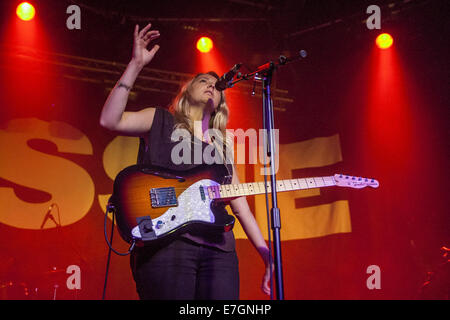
[207,176,336,199]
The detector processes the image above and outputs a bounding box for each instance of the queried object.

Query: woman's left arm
[229,166,273,296]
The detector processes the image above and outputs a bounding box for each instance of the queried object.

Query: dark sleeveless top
[136,107,236,252]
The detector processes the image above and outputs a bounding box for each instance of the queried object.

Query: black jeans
[130,237,239,300]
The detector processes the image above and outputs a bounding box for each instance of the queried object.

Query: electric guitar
[110,164,379,246]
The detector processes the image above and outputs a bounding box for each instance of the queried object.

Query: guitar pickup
[149,187,178,208]
[199,186,206,201]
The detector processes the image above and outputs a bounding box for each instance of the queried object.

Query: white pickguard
[131,179,219,240]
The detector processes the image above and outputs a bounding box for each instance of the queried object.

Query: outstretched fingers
[134,24,139,39]
[138,23,152,39]
[148,44,160,55]
[143,30,160,43]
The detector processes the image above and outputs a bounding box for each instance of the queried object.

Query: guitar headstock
[334,174,379,189]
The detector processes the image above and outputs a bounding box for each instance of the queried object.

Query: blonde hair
[169,71,233,164]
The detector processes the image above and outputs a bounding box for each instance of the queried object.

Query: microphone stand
[39,203,85,300]
[226,50,307,300]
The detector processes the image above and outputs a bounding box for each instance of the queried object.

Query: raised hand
[131,23,160,68]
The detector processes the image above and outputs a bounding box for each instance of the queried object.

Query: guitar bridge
[150,187,178,208]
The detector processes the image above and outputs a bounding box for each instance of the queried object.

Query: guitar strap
[190,128,234,185]
[221,138,233,184]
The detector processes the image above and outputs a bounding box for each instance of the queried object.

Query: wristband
[117,82,132,91]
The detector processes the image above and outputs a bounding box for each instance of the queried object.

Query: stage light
[376,33,393,49]
[16,2,35,21]
[197,37,213,53]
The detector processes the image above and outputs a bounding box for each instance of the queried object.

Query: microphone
[215,63,242,91]
[278,50,307,65]
[40,203,55,229]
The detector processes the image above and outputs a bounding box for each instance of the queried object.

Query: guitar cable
[102,200,136,300]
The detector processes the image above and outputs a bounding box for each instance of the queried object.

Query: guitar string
[149,178,338,194]
[148,181,336,199]
[148,177,374,201]
[145,177,370,201]
[148,177,337,193]
[149,177,338,192]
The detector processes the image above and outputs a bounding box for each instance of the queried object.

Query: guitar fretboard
[205,176,336,199]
